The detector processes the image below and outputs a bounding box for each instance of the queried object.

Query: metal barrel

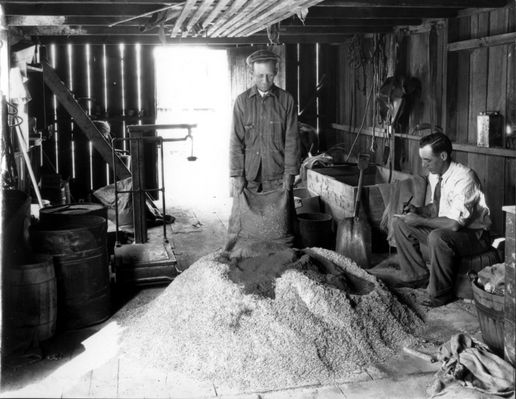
[39,203,108,226]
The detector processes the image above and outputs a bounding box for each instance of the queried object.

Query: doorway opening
[154,46,231,211]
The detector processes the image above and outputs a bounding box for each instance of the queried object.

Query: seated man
[383,132,492,307]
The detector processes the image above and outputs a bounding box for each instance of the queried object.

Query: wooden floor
[1,197,484,398]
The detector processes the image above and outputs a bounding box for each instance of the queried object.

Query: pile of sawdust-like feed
[119,248,423,392]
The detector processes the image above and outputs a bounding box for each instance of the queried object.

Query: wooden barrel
[4,254,57,349]
[53,247,111,329]
[39,203,107,226]
[2,189,31,264]
[472,281,505,356]
[30,215,111,330]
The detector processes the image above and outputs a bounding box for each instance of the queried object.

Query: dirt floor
[1,198,487,398]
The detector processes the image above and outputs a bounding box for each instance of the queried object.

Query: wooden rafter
[230,0,324,37]
[171,0,198,37]
[199,0,231,30]
[211,0,276,37]
[186,0,216,33]
[206,0,248,36]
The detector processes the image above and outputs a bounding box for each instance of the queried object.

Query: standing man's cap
[246,49,280,67]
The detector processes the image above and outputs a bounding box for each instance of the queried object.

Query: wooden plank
[171,0,199,38]
[199,0,231,29]
[505,159,516,206]
[69,44,91,196]
[232,0,327,37]
[207,0,252,37]
[454,17,470,143]
[298,44,317,129]
[31,34,357,45]
[318,44,338,151]
[448,31,516,52]
[317,0,506,7]
[285,44,298,112]
[4,3,161,16]
[467,13,489,144]
[485,155,506,235]
[90,44,108,189]
[186,0,216,32]
[218,0,295,37]
[332,124,516,157]
[506,43,516,150]
[452,143,516,157]
[53,44,73,181]
[123,44,138,116]
[41,61,131,180]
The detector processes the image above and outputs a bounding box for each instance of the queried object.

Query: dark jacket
[229,85,300,182]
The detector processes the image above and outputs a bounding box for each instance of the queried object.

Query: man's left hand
[283,174,294,191]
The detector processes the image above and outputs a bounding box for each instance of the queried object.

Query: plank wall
[285,43,337,150]
[328,4,516,236]
[28,43,156,201]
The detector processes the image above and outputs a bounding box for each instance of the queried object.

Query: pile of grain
[119,248,423,391]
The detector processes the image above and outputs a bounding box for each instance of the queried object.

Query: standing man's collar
[248,84,279,98]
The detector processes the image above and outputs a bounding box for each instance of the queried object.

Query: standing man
[230,49,300,194]
[380,132,492,307]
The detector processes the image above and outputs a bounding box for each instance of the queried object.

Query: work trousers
[247,178,282,193]
[392,217,491,300]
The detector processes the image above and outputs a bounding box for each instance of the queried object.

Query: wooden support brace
[41,61,131,181]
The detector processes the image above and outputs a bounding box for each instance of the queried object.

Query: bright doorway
[154,46,231,210]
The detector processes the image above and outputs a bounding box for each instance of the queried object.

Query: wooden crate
[306,165,415,230]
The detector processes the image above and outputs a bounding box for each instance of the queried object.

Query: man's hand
[402,204,418,215]
[283,174,294,191]
[394,212,424,227]
[232,176,246,195]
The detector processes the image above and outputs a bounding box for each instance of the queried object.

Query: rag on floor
[427,333,515,399]
[378,175,427,246]
[477,263,505,295]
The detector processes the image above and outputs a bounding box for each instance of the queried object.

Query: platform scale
[112,124,197,286]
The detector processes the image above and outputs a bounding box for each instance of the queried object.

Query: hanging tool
[6,101,44,207]
[335,153,372,268]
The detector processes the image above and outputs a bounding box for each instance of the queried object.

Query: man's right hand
[402,204,418,215]
[232,176,246,195]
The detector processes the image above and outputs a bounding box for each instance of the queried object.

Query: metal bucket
[297,212,333,249]
[30,215,111,330]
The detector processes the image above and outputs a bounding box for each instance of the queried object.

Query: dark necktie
[434,176,442,216]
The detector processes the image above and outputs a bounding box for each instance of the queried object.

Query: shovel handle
[354,169,364,218]
[354,154,369,218]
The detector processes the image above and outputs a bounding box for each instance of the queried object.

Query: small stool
[421,245,501,300]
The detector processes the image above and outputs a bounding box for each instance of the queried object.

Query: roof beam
[281,17,423,26]
[27,33,355,45]
[19,24,391,36]
[7,15,424,27]
[4,4,165,16]
[305,7,460,19]
[317,0,507,7]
